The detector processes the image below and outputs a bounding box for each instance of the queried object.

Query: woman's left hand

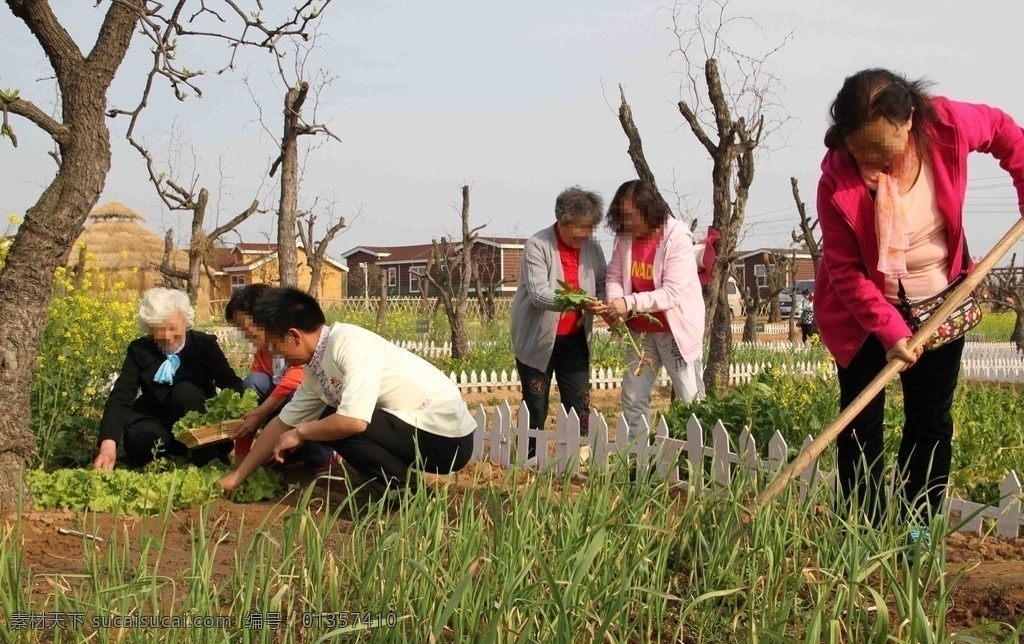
[580,299,608,315]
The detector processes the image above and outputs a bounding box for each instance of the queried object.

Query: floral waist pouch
[897,275,982,351]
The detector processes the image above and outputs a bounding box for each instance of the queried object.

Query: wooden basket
[176,418,244,449]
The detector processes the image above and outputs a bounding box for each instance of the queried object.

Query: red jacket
[816,97,1024,367]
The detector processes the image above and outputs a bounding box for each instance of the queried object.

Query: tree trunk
[1012,310,1024,352]
[375,277,387,335]
[277,84,306,288]
[742,287,759,343]
[0,79,118,511]
[702,157,738,391]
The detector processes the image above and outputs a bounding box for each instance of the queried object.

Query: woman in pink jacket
[817,68,1024,537]
[605,180,706,437]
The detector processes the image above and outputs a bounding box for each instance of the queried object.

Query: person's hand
[580,299,608,315]
[272,428,305,464]
[219,470,242,494]
[600,312,620,328]
[93,440,117,471]
[607,297,629,318]
[885,337,923,372]
[234,408,264,439]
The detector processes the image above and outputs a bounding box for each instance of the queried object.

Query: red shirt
[555,224,583,336]
[626,236,669,333]
[251,345,304,398]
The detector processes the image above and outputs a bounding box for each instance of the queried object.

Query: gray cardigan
[510,225,607,371]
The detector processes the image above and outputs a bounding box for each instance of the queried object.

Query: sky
[2,1,1024,265]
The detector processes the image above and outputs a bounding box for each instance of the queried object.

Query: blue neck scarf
[154,340,185,385]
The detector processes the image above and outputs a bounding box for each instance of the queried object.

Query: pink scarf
[859,144,918,278]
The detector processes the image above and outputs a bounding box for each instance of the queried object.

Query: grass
[4,466,1022,642]
[972,311,1020,343]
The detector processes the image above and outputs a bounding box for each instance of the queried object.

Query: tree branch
[1,97,69,145]
[6,0,85,84]
[209,199,259,241]
[86,0,146,82]
[617,85,663,190]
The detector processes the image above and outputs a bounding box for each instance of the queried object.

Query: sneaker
[313,452,343,476]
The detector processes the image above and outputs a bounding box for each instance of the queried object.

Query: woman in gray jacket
[510,186,607,459]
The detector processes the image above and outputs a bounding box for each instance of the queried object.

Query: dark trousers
[122,382,230,467]
[326,408,475,492]
[515,331,591,459]
[835,335,964,524]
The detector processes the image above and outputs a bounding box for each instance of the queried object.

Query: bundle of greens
[172,389,259,440]
[553,282,662,375]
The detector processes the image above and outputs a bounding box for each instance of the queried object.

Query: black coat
[98,330,244,445]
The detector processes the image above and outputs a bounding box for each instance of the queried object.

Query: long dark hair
[605,180,671,234]
[824,68,937,163]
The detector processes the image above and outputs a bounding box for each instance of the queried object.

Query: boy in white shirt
[219,287,477,498]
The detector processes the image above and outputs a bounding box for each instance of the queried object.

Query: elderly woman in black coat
[93,287,243,469]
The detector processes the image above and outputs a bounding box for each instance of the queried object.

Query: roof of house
[477,236,526,248]
[341,244,435,263]
[217,242,348,273]
[342,237,525,263]
[735,248,814,261]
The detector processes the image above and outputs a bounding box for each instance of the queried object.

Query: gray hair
[137,287,195,334]
[554,186,603,226]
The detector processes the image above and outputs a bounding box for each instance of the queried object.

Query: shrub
[31,264,139,468]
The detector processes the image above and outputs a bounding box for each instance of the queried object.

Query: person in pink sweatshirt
[817,68,1024,537]
[605,180,706,438]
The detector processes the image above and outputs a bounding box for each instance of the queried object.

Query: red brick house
[734,248,816,300]
[341,236,525,297]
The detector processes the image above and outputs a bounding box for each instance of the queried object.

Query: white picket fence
[448,356,1024,392]
[469,400,1024,538]
[730,321,791,335]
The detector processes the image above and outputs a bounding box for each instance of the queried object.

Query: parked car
[726,276,744,318]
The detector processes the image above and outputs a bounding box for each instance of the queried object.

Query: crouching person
[218,287,477,500]
[225,284,340,472]
[93,287,244,470]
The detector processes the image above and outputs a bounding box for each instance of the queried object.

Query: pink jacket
[606,218,706,362]
[816,97,1024,367]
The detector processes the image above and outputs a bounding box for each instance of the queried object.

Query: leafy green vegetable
[26,462,284,515]
[173,389,259,439]
[554,282,662,374]
[554,280,597,312]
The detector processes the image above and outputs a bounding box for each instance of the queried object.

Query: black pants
[835,335,964,524]
[515,331,590,459]
[327,408,475,492]
[122,382,230,467]
[801,323,818,343]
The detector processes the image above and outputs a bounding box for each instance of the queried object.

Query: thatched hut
[68,201,223,321]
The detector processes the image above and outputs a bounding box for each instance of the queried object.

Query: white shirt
[278,323,477,438]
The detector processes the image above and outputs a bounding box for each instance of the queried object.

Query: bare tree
[787,249,800,343]
[260,27,341,288]
[790,177,821,278]
[980,257,1024,351]
[423,186,482,361]
[613,0,789,392]
[672,0,790,390]
[137,133,260,302]
[296,208,347,299]
[763,252,790,323]
[0,0,326,509]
